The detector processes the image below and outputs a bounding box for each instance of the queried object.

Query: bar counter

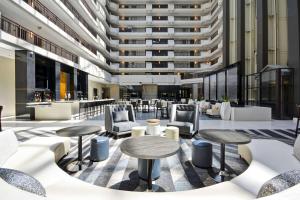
[27,99,115,120]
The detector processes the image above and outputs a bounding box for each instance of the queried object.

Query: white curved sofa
[0,130,300,200]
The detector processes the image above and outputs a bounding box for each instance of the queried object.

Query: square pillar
[55,62,61,101]
[15,50,35,115]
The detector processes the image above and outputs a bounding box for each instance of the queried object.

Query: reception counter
[27,99,115,120]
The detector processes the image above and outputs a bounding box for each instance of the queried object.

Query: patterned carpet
[45,129,295,192]
[9,111,296,193]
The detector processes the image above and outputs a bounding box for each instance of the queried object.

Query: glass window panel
[204,77,210,100]
[227,67,238,101]
[210,74,217,100]
[217,71,226,100]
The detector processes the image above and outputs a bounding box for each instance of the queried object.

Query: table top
[199,129,251,145]
[120,136,180,159]
[56,126,103,137]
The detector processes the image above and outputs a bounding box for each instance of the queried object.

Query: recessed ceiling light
[37,26,42,30]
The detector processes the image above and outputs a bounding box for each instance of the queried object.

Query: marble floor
[1,111,297,133]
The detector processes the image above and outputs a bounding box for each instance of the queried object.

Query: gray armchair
[167,104,199,137]
[105,104,140,139]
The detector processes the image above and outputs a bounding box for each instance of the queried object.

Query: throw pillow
[0,168,46,197]
[257,170,300,198]
[112,110,129,122]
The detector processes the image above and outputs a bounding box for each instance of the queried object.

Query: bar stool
[131,126,146,137]
[90,136,109,162]
[165,126,179,141]
[192,140,212,168]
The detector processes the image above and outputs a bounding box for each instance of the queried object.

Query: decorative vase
[220,102,231,120]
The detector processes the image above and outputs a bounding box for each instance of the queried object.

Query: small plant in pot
[220,96,231,120]
[222,96,230,102]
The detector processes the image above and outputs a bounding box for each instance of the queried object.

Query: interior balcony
[0,1,101,56]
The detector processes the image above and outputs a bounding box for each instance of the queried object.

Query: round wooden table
[199,129,251,182]
[56,126,103,171]
[120,136,180,191]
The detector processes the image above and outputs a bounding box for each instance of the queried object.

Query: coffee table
[56,125,104,171]
[120,136,180,191]
[198,129,251,182]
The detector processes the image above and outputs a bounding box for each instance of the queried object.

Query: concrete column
[257,0,268,71]
[288,0,300,108]
[223,0,230,67]
[73,68,78,100]
[237,0,245,105]
[192,84,198,100]
[55,62,61,101]
[15,51,35,115]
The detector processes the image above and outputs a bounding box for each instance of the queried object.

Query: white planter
[220,102,231,120]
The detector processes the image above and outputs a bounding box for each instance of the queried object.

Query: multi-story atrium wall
[0,0,224,116]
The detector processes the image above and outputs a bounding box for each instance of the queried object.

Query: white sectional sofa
[0,129,300,200]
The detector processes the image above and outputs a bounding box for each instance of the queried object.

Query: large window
[217,71,226,100]
[204,77,210,100]
[210,74,217,100]
[202,63,241,103]
[226,67,238,101]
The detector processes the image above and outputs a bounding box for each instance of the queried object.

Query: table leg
[213,143,229,182]
[147,159,153,191]
[220,143,225,172]
[78,136,83,170]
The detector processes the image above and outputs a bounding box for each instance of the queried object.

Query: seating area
[1,121,300,199]
[1,95,300,199]
[1,0,300,199]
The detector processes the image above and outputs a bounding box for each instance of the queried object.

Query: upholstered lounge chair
[167,104,199,137]
[105,104,140,139]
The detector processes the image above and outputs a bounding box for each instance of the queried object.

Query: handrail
[81,0,97,21]
[0,16,79,63]
[23,0,97,55]
[59,0,97,37]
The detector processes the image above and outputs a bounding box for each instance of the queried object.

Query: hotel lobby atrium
[0,0,300,199]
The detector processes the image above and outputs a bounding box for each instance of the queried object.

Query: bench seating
[0,129,300,200]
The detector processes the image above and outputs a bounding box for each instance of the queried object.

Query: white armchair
[206,103,222,117]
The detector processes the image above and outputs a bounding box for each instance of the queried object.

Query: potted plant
[220,96,231,120]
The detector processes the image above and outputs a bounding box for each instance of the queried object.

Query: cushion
[257,170,300,198]
[294,135,300,161]
[0,168,46,197]
[176,110,194,123]
[0,130,18,166]
[113,121,140,133]
[112,110,129,122]
[167,121,193,135]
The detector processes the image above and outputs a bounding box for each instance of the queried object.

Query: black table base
[213,143,233,183]
[147,159,153,190]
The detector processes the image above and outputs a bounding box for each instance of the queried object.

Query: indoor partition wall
[246,67,294,119]
[203,62,241,103]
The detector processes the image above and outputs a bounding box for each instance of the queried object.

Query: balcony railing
[60,0,97,37]
[81,0,97,20]
[0,16,78,63]
[23,0,97,55]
